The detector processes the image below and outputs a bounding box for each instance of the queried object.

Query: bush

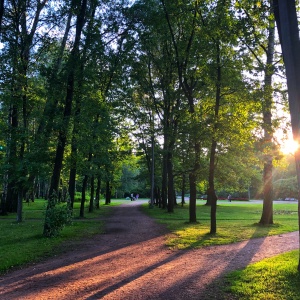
[43,193,73,237]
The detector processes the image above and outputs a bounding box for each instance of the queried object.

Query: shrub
[43,193,73,237]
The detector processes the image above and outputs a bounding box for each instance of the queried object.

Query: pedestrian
[136,193,139,200]
[228,194,232,202]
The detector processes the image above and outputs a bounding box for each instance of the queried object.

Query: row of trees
[0,0,297,254]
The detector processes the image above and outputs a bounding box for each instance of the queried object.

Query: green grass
[0,198,123,274]
[142,201,299,249]
[224,250,300,300]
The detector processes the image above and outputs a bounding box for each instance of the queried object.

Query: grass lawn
[0,198,123,274]
[142,200,298,249]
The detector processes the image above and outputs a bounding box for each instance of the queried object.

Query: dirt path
[0,200,299,300]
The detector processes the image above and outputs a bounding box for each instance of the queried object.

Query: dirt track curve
[0,200,299,300]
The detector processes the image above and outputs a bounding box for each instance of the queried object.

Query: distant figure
[228,194,232,202]
[130,193,135,201]
[136,193,139,200]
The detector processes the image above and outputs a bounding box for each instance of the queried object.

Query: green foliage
[43,194,73,237]
[273,154,298,199]
[142,202,298,249]
[273,177,298,199]
[225,251,300,299]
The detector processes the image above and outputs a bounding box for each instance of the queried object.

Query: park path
[0,200,299,300]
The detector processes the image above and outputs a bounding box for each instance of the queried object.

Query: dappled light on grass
[166,223,271,249]
[142,202,298,250]
[167,228,238,249]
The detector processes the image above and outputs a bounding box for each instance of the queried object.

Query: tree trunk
[181,173,186,206]
[68,166,76,209]
[259,9,275,225]
[209,42,222,234]
[0,189,7,215]
[161,141,168,209]
[16,190,23,223]
[89,176,95,213]
[95,176,101,209]
[80,175,88,218]
[150,134,155,208]
[105,180,111,204]
[273,0,300,271]
[259,156,274,224]
[189,172,197,223]
[208,140,218,234]
[6,103,18,212]
[68,73,82,209]
[156,186,162,207]
[167,151,174,213]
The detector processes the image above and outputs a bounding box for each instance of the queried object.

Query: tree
[273,0,300,271]
[259,3,276,225]
[160,0,203,222]
[48,0,88,198]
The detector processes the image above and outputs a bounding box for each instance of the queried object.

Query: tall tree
[273,0,300,271]
[161,0,202,222]
[48,0,87,197]
[259,3,276,225]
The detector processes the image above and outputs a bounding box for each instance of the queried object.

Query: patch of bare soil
[0,200,299,300]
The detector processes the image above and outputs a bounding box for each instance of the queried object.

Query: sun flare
[280,138,299,155]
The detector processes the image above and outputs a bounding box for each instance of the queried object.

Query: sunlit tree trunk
[259,7,275,225]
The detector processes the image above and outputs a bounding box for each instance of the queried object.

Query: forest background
[0,0,299,236]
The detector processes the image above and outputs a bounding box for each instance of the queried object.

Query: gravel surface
[0,200,299,300]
